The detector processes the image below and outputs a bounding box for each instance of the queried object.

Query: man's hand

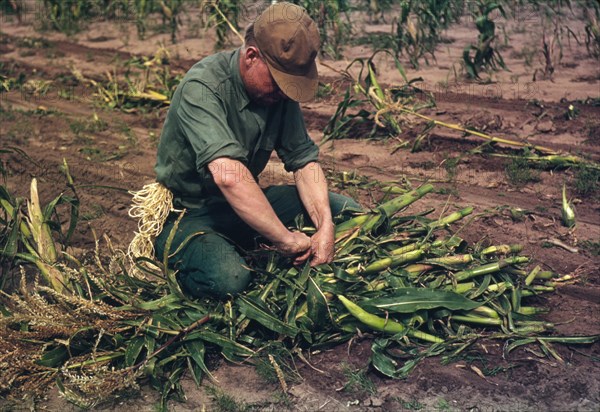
[273,231,311,260]
[307,222,335,266]
[293,162,336,267]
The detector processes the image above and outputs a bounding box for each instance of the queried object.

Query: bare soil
[1,4,599,411]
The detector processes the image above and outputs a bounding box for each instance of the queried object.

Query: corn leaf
[307,276,333,329]
[184,340,216,383]
[361,288,482,313]
[237,296,299,338]
[185,330,255,359]
[36,345,69,368]
[125,336,145,367]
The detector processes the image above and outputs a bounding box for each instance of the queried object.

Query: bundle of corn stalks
[1,178,598,409]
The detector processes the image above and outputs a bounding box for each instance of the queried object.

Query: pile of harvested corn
[1,181,598,409]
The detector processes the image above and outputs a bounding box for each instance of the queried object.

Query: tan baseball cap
[254,2,320,103]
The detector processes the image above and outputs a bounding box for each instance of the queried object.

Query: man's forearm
[294,162,333,230]
[209,158,292,244]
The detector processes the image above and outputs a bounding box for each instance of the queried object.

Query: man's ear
[244,46,261,66]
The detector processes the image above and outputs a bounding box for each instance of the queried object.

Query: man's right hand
[273,231,311,262]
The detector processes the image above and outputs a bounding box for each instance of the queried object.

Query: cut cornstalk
[445,282,475,294]
[338,295,443,343]
[517,306,550,316]
[431,207,474,228]
[389,242,420,256]
[532,285,555,293]
[403,109,559,155]
[427,254,474,266]
[481,244,523,256]
[453,257,529,282]
[377,183,434,217]
[525,265,541,286]
[346,249,424,275]
[335,214,370,240]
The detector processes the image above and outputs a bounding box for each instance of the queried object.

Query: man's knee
[179,263,251,299]
[175,234,251,299]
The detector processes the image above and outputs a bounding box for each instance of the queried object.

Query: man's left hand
[308,223,335,266]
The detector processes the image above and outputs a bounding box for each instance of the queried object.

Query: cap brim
[265,60,318,103]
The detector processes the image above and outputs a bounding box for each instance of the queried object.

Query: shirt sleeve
[177,80,248,172]
[275,101,320,172]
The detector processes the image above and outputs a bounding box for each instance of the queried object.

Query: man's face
[242,47,288,106]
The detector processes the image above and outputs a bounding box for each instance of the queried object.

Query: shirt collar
[231,48,251,111]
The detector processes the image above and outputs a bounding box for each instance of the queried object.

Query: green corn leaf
[125,336,145,367]
[237,296,299,338]
[187,357,203,387]
[307,276,332,329]
[185,340,216,382]
[185,330,254,359]
[362,288,481,313]
[371,339,400,378]
[36,345,69,368]
[123,293,182,311]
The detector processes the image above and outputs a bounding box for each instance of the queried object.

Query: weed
[69,115,108,136]
[435,187,460,197]
[255,343,301,389]
[205,386,250,412]
[437,398,451,410]
[18,49,37,58]
[272,391,293,408]
[341,363,377,396]
[116,120,138,146]
[565,104,579,120]
[80,203,104,221]
[443,156,460,181]
[580,240,600,256]
[505,157,540,186]
[541,241,554,249]
[16,37,50,49]
[395,397,424,410]
[316,82,334,100]
[574,165,600,197]
[255,357,279,384]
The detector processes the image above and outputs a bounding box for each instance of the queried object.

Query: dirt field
[1,2,599,411]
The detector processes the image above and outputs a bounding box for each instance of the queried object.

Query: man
[153,2,360,299]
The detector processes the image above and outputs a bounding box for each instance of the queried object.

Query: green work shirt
[154,48,319,209]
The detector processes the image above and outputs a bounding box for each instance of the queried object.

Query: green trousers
[155,185,360,299]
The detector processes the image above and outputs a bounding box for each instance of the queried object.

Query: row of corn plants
[1,167,598,409]
[4,0,237,45]
[393,0,464,69]
[322,52,600,173]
